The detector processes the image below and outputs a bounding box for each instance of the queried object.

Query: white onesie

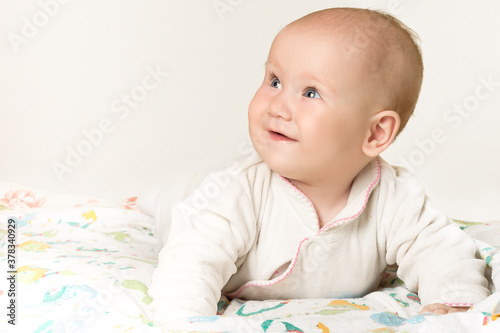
[145,150,490,323]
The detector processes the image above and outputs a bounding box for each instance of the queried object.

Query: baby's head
[248,8,423,182]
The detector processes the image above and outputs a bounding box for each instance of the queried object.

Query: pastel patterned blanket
[0,183,499,332]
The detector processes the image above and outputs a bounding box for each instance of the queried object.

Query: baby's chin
[260,155,303,180]
[249,136,304,178]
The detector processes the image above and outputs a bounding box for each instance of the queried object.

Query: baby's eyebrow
[263,60,282,74]
[264,58,279,67]
[306,76,338,96]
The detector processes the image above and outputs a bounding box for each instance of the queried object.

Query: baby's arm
[148,173,256,324]
[380,166,490,309]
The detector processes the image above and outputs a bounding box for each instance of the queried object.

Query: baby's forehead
[289,11,411,71]
[277,23,392,73]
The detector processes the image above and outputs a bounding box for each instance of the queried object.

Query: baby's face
[248,27,377,182]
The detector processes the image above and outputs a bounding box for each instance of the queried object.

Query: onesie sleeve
[380,165,490,307]
[147,169,257,325]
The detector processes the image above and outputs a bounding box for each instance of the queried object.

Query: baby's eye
[304,88,320,99]
[270,77,281,89]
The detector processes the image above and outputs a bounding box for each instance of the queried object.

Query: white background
[1,0,499,221]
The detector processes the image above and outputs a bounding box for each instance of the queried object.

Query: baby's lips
[268,130,297,141]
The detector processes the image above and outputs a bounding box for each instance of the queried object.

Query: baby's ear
[362,110,400,157]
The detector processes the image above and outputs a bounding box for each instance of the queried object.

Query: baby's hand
[419,303,470,315]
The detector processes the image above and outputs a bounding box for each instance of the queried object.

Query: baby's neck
[289,177,353,228]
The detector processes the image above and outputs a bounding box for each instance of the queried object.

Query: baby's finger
[448,306,469,313]
[419,303,449,314]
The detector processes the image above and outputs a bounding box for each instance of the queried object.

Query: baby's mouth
[268,130,296,142]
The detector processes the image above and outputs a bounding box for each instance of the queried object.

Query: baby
[145,7,490,324]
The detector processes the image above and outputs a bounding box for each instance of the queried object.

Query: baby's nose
[267,93,292,120]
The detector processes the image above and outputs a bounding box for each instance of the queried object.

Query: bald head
[284,8,423,134]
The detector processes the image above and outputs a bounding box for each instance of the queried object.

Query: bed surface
[1,182,499,332]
